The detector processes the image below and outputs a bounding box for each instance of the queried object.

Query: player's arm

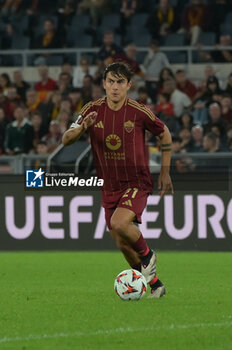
[62,111,97,146]
[156,125,174,196]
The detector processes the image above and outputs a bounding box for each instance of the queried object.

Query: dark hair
[204,132,219,144]
[0,73,11,86]
[160,92,170,101]
[138,86,148,94]
[103,62,133,82]
[158,67,175,86]
[172,136,182,143]
[176,69,185,74]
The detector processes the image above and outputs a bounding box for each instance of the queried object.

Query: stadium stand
[0,0,231,173]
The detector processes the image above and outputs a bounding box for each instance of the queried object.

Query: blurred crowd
[0,0,231,158]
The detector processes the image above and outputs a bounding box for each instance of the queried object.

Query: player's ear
[103,79,106,90]
[127,80,132,91]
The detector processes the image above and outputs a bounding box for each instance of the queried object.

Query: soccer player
[62,62,173,298]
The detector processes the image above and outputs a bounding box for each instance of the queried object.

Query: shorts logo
[105,134,121,150]
[122,200,132,206]
[26,168,44,188]
[124,120,134,133]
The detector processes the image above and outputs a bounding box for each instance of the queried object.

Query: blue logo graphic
[26,168,45,188]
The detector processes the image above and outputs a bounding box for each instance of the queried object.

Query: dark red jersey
[78,97,164,193]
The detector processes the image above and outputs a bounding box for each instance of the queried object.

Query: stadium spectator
[194,65,217,100]
[57,108,71,133]
[0,108,9,154]
[127,77,139,100]
[1,86,23,119]
[227,137,232,151]
[77,0,111,28]
[42,120,62,153]
[92,85,104,100]
[193,76,223,125]
[179,112,194,130]
[155,93,178,136]
[209,0,232,36]
[32,18,63,65]
[21,0,54,15]
[226,126,232,150]
[0,0,22,16]
[36,140,48,155]
[188,125,204,152]
[143,39,170,102]
[5,106,33,155]
[225,72,232,94]
[98,31,124,66]
[1,24,15,52]
[57,72,73,96]
[13,70,30,103]
[221,94,232,124]
[35,90,62,126]
[34,65,57,103]
[179,0,210,45]
[178,127,192,151]
[146,0,176,38]
[162,78,192,118]
[171,136,182,153]
[26,89,41,113]
[56,0,75,35]
[68,88,83,113]
[73,57,96,88]
[81,74,94,104]
[175,69,197,101]
[157,67,175,94]
[115,43,144,78]
[197,35,232,63]
[136,86,152,106]
[0,73,11,95]
[60,97,72,115]
[203,132,220,153]
[120,0,137,35]
[61,63,73,78]
[204,103,228,136]
[155,92,174,117]
[31,111,47,151]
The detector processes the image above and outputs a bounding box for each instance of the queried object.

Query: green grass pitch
[0,251,231,350]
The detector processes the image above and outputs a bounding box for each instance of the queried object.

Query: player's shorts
[102,188,149,230]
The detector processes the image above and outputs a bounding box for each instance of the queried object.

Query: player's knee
[110,218,128,236]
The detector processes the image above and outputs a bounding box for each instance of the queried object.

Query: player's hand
[158,172,174,197]
[83,111,97,130]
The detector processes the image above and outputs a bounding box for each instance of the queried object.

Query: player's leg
[110,208,165,298]
[110,229,141,271]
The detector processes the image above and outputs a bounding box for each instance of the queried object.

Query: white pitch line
[0,321,232,345]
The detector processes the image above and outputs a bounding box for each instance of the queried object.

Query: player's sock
[131,233,150,257]
[131,263,141,272]
[150,277,163,290]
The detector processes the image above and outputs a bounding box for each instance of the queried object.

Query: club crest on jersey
[105,134,122,150]
[124,120,134,133]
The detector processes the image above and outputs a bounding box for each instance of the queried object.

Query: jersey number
[122,188,138,199]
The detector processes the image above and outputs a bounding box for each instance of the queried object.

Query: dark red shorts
[102,188,149,230]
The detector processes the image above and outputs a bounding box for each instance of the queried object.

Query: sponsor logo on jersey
[124,120,134,133]
[105,134,122,150]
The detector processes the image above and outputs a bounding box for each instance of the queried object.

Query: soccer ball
[114,269,147,301]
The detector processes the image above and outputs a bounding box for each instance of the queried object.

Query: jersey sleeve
[141,106,165,136]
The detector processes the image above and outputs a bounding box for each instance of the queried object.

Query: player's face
[103,72,131,104]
